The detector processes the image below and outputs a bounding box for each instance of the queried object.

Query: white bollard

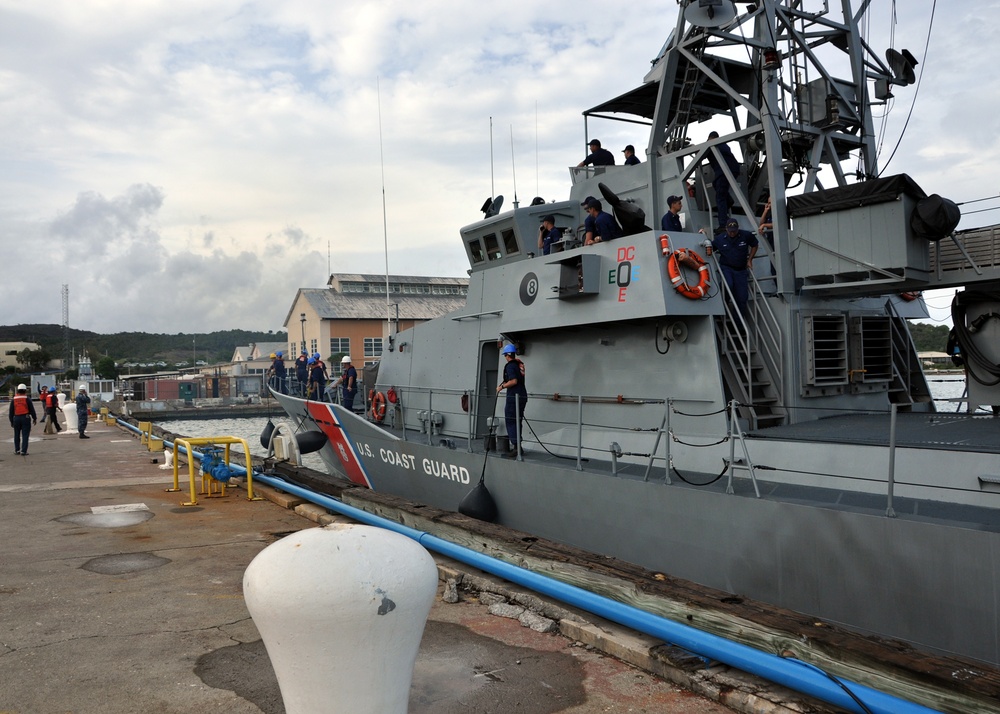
[59,393,78,431]
[243,524,438,714]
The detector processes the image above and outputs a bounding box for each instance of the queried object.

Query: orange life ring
[666,248,711,299]
[900,291,922,301]
[370,391,387,423]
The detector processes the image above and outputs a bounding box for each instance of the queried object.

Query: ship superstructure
[274,0,1000,667]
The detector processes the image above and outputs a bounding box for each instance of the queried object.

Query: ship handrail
[370,381,1000,508]
[706,252,785,429]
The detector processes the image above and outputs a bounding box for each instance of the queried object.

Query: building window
[364,337,383,358]
[310,339,317,356]
[330,337,350,356]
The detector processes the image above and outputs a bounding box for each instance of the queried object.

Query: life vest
[13,395,30,416]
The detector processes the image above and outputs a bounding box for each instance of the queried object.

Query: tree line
[1,324,287,378]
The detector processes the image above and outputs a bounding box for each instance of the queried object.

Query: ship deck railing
[365,381,1000,524]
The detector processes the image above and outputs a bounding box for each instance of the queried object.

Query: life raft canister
[370,391,387,423]
[666,247,711,299]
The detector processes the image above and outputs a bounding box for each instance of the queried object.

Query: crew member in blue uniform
[496,344,527,457]
[622,144,641,166]
[577,139,615,167]
[706,219,758,316]
[295,350,309,396]
[660,195,684,232]
[268,351,287,394]
[581,197,621,245]
[706,131,742,227]
[9,383,37,456]
[75,385,91,439]
[331,355,358,410]
[307,357,327,401]
[538,215,562,255]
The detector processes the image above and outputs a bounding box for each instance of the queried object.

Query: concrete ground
[0,412,737,713]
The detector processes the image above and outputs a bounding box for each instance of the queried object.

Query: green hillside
[0,324,287,366]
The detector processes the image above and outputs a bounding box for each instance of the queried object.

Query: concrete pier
[0,415,806,713]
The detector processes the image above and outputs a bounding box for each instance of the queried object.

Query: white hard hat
[16,383,27,390]
[78,384,87,391]
[341,355,351,364]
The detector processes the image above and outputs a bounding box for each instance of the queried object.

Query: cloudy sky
[1,0,995,333]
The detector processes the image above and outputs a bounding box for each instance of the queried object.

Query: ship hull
[274,392,1000,666]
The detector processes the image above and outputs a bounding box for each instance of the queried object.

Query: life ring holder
[666,247,711,299]
[370,391,387,423]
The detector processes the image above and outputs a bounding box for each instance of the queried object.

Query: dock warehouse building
[285,274,469,379]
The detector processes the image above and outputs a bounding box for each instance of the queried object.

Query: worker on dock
[43,387,63,434]
[75,385,91,439]
[9,383,37,456]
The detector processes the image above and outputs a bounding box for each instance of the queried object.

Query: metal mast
[62,284,70,367]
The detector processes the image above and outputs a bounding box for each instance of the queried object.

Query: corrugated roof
[302,288,466,320]
[328,273,468,287]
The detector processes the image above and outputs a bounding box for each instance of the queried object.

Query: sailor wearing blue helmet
[269,350,288,394]
[496,344,527,458]
[308,355,328,401]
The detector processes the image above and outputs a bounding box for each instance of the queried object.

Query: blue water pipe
[251,473,940,714]
[112,417,940,714]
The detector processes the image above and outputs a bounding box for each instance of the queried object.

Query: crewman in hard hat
[75,385,92,439]
[9,383,37,455]
[495,344,527,457]
[268,351,287,394]
[330,355,358,411]
[307,357,328,402]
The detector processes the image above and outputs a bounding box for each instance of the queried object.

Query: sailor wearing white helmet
[330,355,358,411]
[9,383,38,455]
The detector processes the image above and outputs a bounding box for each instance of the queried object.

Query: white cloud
[0,0,997,333]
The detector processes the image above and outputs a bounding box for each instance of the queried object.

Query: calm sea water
[157,374,976,463]
[153,415,326,469]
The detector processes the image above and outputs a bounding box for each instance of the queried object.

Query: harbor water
[157,374,977,463]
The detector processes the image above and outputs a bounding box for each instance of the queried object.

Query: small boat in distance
[274,0,1000,667]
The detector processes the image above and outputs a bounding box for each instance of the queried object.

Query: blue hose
[250,472,941,714]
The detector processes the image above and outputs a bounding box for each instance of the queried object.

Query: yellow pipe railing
[168,436,262,506]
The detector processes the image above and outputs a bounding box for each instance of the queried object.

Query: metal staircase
[713,269,786,430]
[886,303,935,410]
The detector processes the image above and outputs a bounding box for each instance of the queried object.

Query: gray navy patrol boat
[273,0,1000,667]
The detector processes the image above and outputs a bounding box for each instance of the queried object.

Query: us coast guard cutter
[273,0,1000,667]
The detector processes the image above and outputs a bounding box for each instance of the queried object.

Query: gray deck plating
[750,412,1000,453]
